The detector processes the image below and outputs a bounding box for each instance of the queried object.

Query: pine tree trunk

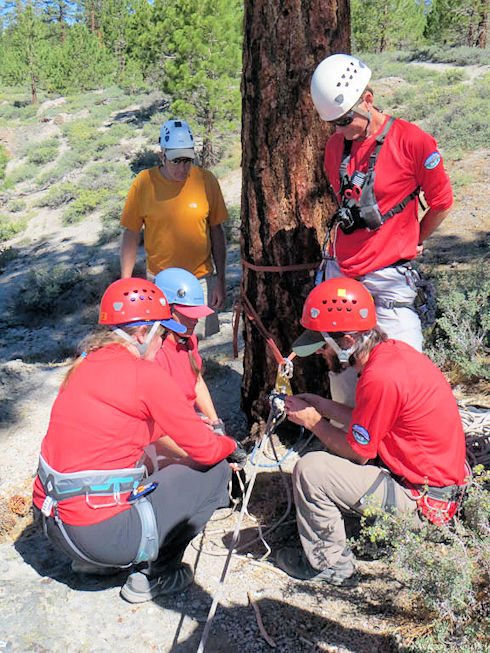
[240,0,350,426]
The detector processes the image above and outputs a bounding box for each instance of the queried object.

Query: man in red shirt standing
[310,54,453,407]
[275,278,467,586]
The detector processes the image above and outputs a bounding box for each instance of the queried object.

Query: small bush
[0,214,25,242]
[16,264,82,314]
[4,162,38,186]
[425,263,490,383]
[25,138,60,165]
[353,469,490,651]
[6,199,26,213]
[0,143,8,180]
[36,183,78,208]
[62,188,111,224]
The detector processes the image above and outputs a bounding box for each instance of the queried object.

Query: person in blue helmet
[120,119,228,339]
[153,267,224,433]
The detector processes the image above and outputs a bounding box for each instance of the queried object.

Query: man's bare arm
[120,228,141,278]
[286,398,367,464]
[294,392,353,427]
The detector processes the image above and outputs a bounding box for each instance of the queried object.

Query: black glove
[227,440,248,468]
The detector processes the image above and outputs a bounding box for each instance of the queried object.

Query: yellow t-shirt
[121,166,228,277]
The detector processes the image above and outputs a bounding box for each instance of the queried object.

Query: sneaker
[275,547,358,587]
[120,563,194,603]
[71,559,121,576]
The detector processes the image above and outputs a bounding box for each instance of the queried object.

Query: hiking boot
[276,547,358,587]
[120,563,194,603]
[71,559,121,576]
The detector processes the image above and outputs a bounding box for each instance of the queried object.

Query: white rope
[196,406,281,653]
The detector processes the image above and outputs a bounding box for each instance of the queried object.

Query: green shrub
[0,213,26,242]
[425,263,490,383]
[36,183,78,208]
[7,198,26,213]
[0,143,8,180]
[63,188,111,224]
[16,264,82,314]
[353,469,490,652]
[25,137,60,165]
[4,162,38,186]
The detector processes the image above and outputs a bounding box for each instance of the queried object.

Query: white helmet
[310,54,372,121]
[159,119,195,159]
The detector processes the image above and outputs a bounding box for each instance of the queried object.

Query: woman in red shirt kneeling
[33,278,246,603]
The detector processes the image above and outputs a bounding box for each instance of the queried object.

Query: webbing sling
[339,117,420,227]
[352,469,398,512]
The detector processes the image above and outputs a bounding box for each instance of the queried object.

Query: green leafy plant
[0,143,8,180]
[16,264,82,314]
[25,137,59,165]
[425,263,490,383]
[353,468,490,651]
[62,188,111,225]
[0,214,25,242]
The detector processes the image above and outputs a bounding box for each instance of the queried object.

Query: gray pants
[324,259,422,410]
[293,452,420,570]
[42,459,231,571]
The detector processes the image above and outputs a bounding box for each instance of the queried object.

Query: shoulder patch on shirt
[352,424,370,445]
[424,151,441,170]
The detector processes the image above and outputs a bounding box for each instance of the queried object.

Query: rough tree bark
[240,0,350,426]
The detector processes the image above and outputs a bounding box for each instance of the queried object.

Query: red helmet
[99,278,185,333]
[301,278,376,333]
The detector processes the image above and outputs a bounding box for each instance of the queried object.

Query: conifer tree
[351,0,426,52]
[158,0,242,165]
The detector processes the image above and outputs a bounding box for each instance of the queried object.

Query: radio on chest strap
[336,116,420,234]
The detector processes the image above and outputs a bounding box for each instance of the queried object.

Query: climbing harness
[37,455,159,566]
[334,116,421,235]
[196,391,289,653]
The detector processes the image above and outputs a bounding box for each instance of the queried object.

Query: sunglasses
[329,110,355,127]
[169,157,194,165]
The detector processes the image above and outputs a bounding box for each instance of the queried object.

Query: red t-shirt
[325,116,453,277]
[346,340,466,487]
[32,345,235,525]
[154,334,202,406]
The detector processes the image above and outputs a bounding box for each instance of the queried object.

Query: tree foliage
[351,0,426,52]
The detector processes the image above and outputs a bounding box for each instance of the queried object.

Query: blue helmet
[159,119,194,150]
[154,268,213,319]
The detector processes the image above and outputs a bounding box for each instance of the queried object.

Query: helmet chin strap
[322,334,355,365]
[113,321,161,357]
[354,106,372,138]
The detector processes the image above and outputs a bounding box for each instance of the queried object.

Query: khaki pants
[146,271,220,339]
[293,451,421,570]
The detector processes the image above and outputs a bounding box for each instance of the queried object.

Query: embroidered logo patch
[424,151,441,169]
[352,424,370,445]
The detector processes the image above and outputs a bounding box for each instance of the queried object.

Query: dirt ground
[0,78,489,651]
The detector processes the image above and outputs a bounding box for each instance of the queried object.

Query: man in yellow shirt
[120,119,228,338]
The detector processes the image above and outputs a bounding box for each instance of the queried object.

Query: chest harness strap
[37,454,159,566]
[336,116,420,235]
